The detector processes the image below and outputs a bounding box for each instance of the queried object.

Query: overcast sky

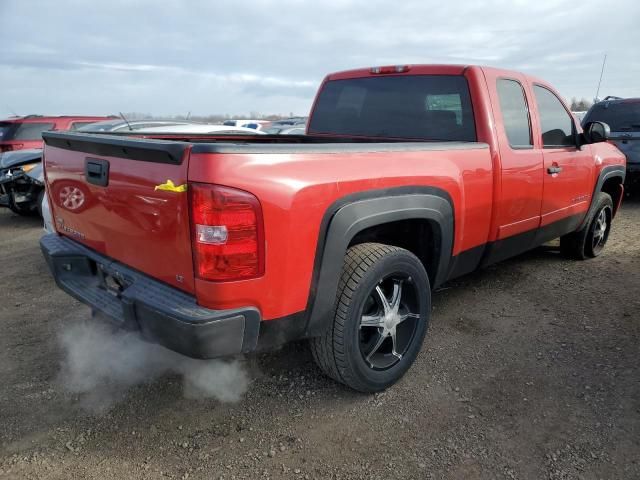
[1,0,639,118]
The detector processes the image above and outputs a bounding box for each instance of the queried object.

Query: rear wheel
[560,192,613,259]
[310,243,430,392]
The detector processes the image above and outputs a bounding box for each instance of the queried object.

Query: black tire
[310,243,431,392]
[8,197,34,216]
[560,192,613,260]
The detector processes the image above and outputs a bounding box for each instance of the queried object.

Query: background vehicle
[0,115,112,152]
[263,117,308,134]
[263,122,307,134]
[0,149,45,215]
[76,119,193,133]
[582,97,640,191]
[0,115,111,215]
[221,119,270,130]
[134,124,267,135]
[40,64,625,392]
[278,126,306,135]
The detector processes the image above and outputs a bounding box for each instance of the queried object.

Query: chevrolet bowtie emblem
[154,180,187,192]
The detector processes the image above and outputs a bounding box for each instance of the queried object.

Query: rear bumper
[40,234,261,359]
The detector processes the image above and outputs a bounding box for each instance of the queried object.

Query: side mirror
[583,121,610,143]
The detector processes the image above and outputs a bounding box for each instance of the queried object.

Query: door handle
[547,165,562,175]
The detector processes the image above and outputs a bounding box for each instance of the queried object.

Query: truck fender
[578,165,626,230]
[305,188,454,336]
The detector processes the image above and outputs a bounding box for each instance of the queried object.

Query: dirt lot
[1,195,639,480]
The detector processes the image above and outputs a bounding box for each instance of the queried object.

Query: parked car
[279,126,306,135]
[269,117,308,127]
[0,115,112,152]
[0,115,112,215]
[221,119,270,130]
[582,97,640,191]
[263,124,307,134]
[76,119,194,133]
[0,148,45,215]
[40,64,625,392]
[134,124,266,135]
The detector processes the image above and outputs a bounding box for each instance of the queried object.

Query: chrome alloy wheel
[358,275,421,370]
[592,207,609,254]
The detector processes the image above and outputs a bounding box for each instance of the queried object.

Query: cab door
[484,71,544,244]
[529,84,594,235]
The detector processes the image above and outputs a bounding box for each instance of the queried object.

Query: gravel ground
[0,194,638,480]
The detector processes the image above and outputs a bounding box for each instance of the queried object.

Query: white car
[77,119,194,132]
[41,190,53,233]
[221,120,269,130]
[135,124,266,135]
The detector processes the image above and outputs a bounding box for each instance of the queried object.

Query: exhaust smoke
[58,317,249,412]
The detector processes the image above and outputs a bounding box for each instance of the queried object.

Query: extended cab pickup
[40,65,626,392]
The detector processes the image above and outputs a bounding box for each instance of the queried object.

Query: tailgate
[43,132,195,293]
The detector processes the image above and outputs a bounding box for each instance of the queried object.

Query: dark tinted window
[309,75,476,141]
[533,86,575,147]
[583,101,640,131]
[12,122,55,141]
[0,122,14,141]
[497,79,532,148]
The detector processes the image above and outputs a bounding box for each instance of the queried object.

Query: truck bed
[42,130,492,317]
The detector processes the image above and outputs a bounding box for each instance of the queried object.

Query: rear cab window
[308,75,476,141]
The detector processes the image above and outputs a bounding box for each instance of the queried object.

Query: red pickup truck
[40,65,625,392]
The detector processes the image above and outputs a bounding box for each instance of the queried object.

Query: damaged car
[0,149,45,216]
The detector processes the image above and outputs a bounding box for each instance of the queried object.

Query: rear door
[530,84,594,232]
[43,132,196,293]
[484,71,544,242]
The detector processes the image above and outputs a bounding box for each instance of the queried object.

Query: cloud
[1,0,639,116]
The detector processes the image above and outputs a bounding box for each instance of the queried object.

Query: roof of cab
[326,64,471,81]
[325,64,554,88]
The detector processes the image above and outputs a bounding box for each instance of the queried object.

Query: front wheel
[560,192,613,259]
[310,243,431,392]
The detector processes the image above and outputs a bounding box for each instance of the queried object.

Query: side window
[496,79,532,148]
[533,85,575,148]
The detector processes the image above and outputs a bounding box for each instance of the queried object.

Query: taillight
[189,183,264,281]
